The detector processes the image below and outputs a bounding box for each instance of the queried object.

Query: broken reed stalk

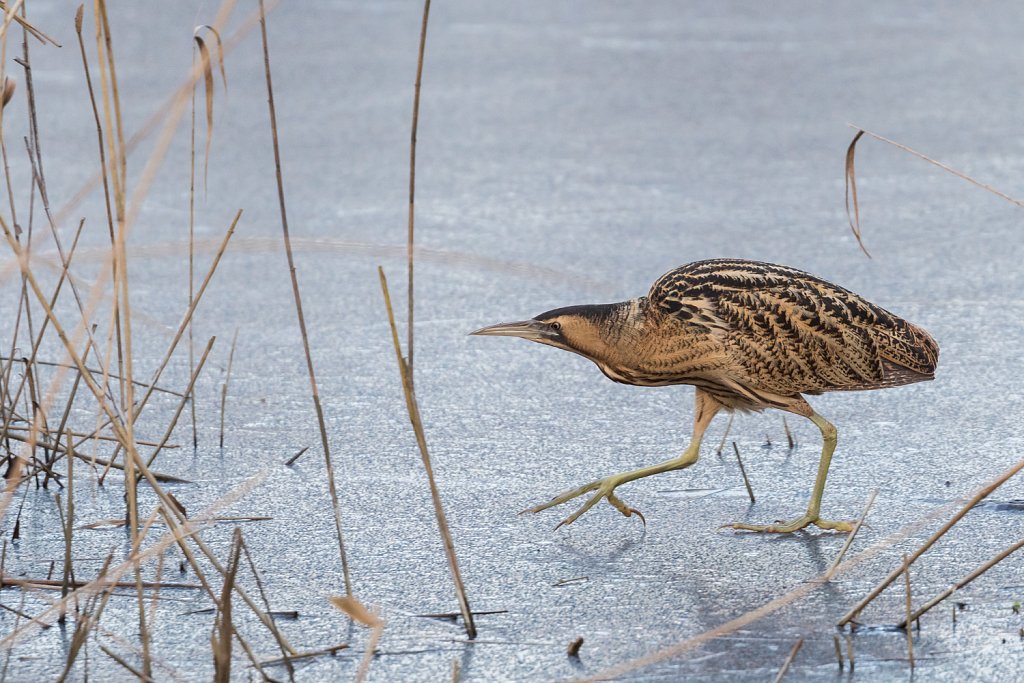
[257,0,351,597]
[844,124,1024,254]
[0,433,189,483]
[58,430,74,623]
[199,26,225,188]
[212,528,243,683]
[781,417,794,449]
[406,0,431,383]
[0,575,196,591]
[843,130,870,257]
[824,489,877,581]
[330,596,384,683]
[76,515,269,530]
[239,532,295,679]
[771,638,803,683]
[130,511,164,680]
[0,357,183,397]
[715,413,733,456]
[902,552,914,668]
[848,125,1024,210]
[379,267,476,640]
[284,445,309,466]
[837,456,1024,627]
[219,326,238,448]
[258,643,349,667]
[145,336,216,469]
[832,634,843,671]
[897,535,1024,628]
[731,441,755,504]
[0,1,56,46]
[0,602,48,629]
[187,72,198,449]
[9,427,179,449]
[97,643,153,682]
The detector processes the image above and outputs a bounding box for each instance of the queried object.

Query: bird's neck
[571,299,647,373]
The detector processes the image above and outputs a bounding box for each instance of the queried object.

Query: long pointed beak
[470,319,552,341]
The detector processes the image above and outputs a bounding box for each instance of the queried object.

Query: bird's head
[471,304,619,360]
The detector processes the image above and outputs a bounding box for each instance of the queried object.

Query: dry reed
[837,456,1024,626]
[218,326,238,448]
[897,535,1024,628]
[331,595,384,683]
[405,0,432,383]
[731,441,755,504]
[902,553,914,668]
[771,638,803,683]
[257,0,351,596]
[379,267,476,639]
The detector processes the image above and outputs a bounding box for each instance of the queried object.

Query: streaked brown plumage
[472,258,938,533]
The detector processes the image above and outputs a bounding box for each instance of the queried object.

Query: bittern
[472,259,938,533]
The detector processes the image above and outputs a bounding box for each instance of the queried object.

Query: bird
[471,258,938,533]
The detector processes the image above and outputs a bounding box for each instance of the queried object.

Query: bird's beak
[470,319,553,341]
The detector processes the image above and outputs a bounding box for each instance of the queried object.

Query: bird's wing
[649,259,938,395]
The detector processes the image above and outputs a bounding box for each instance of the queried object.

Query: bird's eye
[549,321,562,332]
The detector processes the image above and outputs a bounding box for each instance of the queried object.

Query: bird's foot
[723,514,854,534]
[525,478,645,529]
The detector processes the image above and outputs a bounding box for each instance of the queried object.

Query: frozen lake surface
[1,1,1023,681]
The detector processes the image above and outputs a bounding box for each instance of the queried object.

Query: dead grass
[771,638,803,683]
[378,267,477,640]
[0,3,1018,682]
[257,0,352,597]
[0,3,330,679]
[837,456,1024,626]
[330,595,384,683]
[844,124,1024,253]
[731,441,755,504]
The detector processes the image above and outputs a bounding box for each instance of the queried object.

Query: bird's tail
[874,319,939,385]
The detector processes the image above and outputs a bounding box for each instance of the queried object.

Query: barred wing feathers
[649,259,938,396]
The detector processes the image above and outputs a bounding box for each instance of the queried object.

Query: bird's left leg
[726,404,855,533]
[527,388,723,528]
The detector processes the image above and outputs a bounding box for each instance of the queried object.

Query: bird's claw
[607,492,646,528]
[525,478,644,529]
[721,514,855,534]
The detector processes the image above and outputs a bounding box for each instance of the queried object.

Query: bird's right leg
[527,389,723,528]
[725,408,855,533]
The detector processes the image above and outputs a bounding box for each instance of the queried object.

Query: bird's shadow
[552,522,647,564]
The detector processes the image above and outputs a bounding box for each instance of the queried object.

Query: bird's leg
[527,389,722,528]
[726,411,855,533]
